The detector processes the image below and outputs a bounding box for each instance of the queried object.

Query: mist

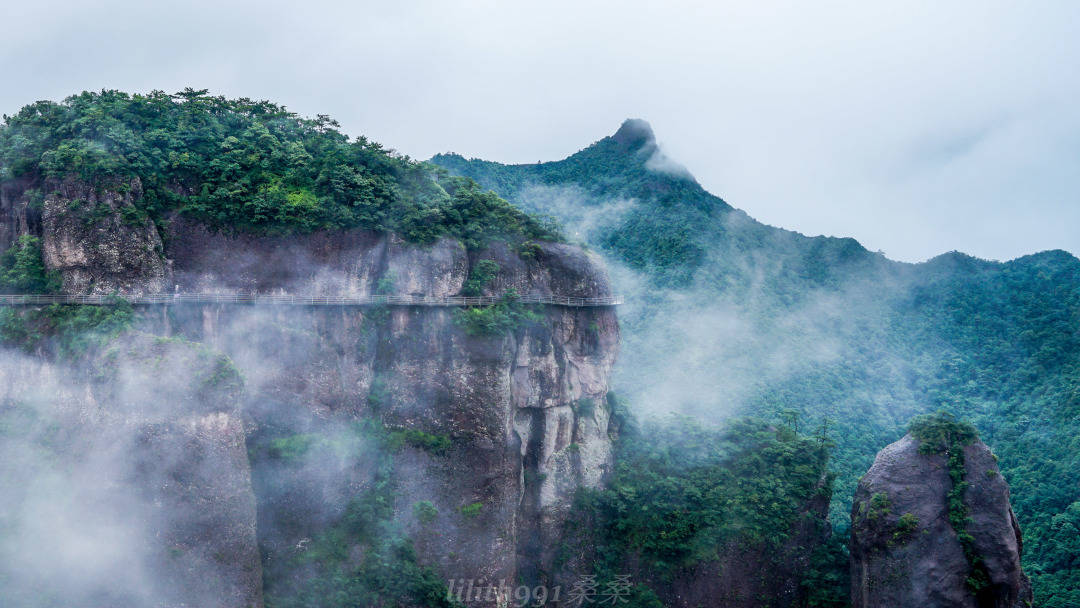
[0,299,440,606]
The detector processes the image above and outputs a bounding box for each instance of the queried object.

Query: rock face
[850,435,1032,608]
[1,180,619,606]
[0,335,262,608]
[158,219,619,603]
[39,178,171,294]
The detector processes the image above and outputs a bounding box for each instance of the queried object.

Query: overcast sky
[3,0,1078,262]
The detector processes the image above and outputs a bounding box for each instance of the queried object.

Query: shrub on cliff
[0,300,133,356]
[455,289,541,336]
[908,411,979,456]
[0,236,60,294]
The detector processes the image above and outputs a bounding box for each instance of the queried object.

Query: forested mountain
[433,120,1080,606]
[0,89,557,247]
[1,92,1074,607]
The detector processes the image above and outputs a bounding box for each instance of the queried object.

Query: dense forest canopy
[0,89,558,247]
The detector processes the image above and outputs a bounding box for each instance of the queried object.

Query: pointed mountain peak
[611,118,656,150]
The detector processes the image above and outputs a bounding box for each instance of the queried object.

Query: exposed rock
[611,118,656,151]
[156,228,619,603]
[39,178,170,294]
[0,176,38,253]
[2,174,620,606]
[850,434,1032,608]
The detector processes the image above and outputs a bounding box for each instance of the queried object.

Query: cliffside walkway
[0,293,622,307]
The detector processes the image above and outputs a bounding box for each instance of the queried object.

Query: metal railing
[0,293,622,307]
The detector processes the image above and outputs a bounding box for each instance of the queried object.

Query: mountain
[0,91,622,608]
[1,92,845,608]
[2,92,1075,607]
[433,120,1080,607]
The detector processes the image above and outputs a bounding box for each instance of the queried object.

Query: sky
[2,0,1078,262]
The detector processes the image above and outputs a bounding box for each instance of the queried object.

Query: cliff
[0,178,619,607]
[850,432,1032,608]
[0,334,261,607]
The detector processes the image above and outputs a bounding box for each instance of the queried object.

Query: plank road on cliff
[0,293,622,307]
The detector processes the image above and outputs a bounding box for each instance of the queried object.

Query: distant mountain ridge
[432,121,1080,607]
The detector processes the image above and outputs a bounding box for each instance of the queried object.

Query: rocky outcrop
[39,178,170,294]
[850,434,1032,608]
[0,176,38,253]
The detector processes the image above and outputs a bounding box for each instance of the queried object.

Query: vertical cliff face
[850,434,1032,608]
[158,219,619,602]
[0,179,619,607]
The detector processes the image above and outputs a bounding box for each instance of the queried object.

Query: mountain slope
[433,121,1080,607]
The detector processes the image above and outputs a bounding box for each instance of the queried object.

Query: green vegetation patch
[864,492,891,522]
[909,411,979,456]
[461,259,500,297]
[0,301,134,357]
[908,411,989,594]
[412,500,438,526]
[572,411,833,579]
[390,428,452,456]
[0,236,61,294]
[893,512,919,544]
[455,289,541,337]
[1,89,559,247]
[458,502,483,519]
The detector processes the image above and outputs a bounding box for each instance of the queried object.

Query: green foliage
[893,512,919,543]
[909,410,979,455]
[0,235,61,294]
[518,240,542,259]
[455,289,541,337]
[0,301,134,357]
[391,428,452,456]
[801,530,850,608]
[412,501,438,526]
[263,427,371,466]
[199,354,242,391]
[865,492,891,522]
[266,433,320,463]
[374,274,395,296]
[461,259,500,296]
[0,89,557,247]
[573,414,833,580]
[366,375,390,410]
[458,502,483,519]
